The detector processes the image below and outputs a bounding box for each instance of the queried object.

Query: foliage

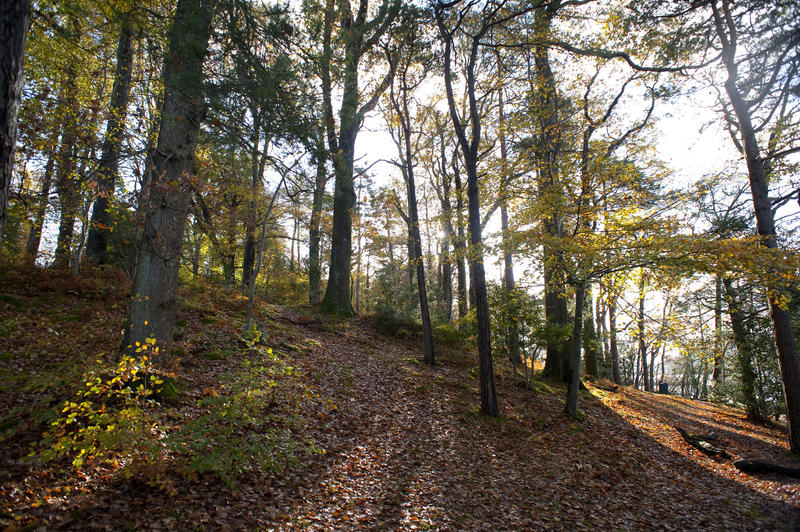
[38,342,167,470]
[36,337,310,487]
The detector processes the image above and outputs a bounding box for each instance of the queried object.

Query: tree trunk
[53,28,80,268]
[566,282,585,416]
[713,275,724,382]
[85,20,134,263]
[436,4,498,415]
[497,82,520,365]
[308,133,327,304]
[533,7,570,382]
[583,287,600,377]
[398,80,434,365]
[638,272,650,392]
[723,278,762,420]
[609,299,621,384]
[121,0,215,361]
[0,0,30,249]
[25,133,57,260]
[320,0,399,316]
[452,162,468,319]
[712,0,800,452]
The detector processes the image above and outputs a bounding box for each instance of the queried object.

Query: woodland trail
[1,271,799,530]
[266,309,800,531]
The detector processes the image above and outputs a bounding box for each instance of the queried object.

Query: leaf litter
[0,265,798,530]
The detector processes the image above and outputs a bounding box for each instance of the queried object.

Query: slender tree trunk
[638,273,650,392]
[713,275,724,382]
[436,5,498,415]
[53,30,80,268]
[242,129,268,293]
[121,0,215,360]
[0,0,31,249]
[399,87,434,365]
[85,21,134,263]
[497,81,520,365]
[452,163,468,319]
[25,135,57,260]
[308,133,327,303]
[566,281,585,416]
[723,278,762,420]
[609,299,621,384]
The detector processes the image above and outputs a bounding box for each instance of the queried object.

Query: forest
[1,0,799,528]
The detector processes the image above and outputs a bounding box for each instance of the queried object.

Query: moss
[158,378,180,404]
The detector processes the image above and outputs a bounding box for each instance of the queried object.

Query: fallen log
[733,459,800,479]
[675,425,731,459]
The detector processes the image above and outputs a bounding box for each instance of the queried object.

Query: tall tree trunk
[0,0,30,249]
[25,132,57,260]
[242,126,267,293]
[436,4,498,415]
[121,0,215,360]
[53,25,80,268]
[85,20,134,263]
[583,287,600,377]
[713,275,724,382]
[452,162,468,319]
[566,281,585,416]
[397,80,434,365]
[638,272,650,392]
[723,278,762,420]
[712,0,800,452]
[533,6,570,382]
[320,0,399,316]
[308,132,327,303]
[497,80,520,365]
[609,299,621,384]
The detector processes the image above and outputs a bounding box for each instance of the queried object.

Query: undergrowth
[34,330,317,489]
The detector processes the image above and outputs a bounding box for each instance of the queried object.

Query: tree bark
[85,20,134,263]
[53,20,81,268]
[638,272,650,392]
[533,5,570,382]
[723,278,762,421]
[712,0,800,452]
[0,0,30,249]
[121,0,215,360]
[321,0,400,316]
[452,161,468,319]
[436,2,499,416]
[609,299,621,384]
[308,131,327,304]
[497,80,520,365]
[566,281,585,416]
[583,287,600,377]
[713,275,724,382]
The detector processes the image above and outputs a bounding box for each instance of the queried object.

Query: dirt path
[266,312,800,530]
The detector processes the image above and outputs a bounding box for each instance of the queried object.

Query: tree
[709,0,800,452]
[319,0,401,315]
[122,0,216,358]
[435,0,516,416]
[0,0,31,250]
[85,14,135,263]
[385,10,435,364]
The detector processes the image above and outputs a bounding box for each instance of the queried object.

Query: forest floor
[1,264,799,530]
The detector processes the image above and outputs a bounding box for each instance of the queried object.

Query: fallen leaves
[1,267,798,529]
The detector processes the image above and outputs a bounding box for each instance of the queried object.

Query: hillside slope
[1,266,798,530]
